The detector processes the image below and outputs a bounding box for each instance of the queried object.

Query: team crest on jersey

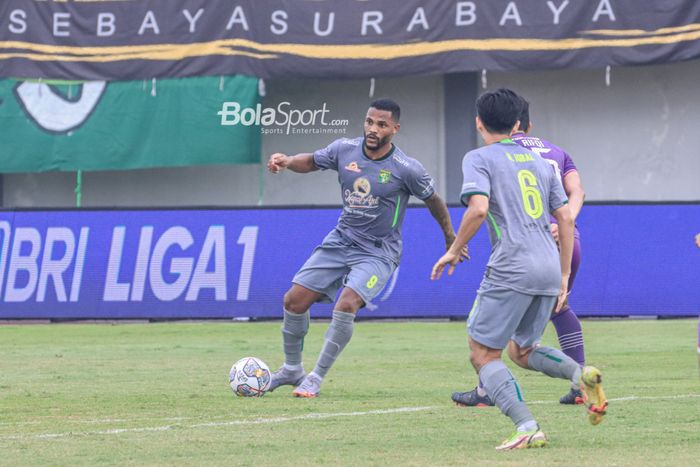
[345,161,361,172]
[378,169,392,184]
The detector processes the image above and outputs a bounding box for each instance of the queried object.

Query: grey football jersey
[314,137,435,263]
[461,139,568,296]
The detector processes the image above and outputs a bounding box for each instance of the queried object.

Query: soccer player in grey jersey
[266,99,467,398]
[454,97,589,407]
[431,89,607,450]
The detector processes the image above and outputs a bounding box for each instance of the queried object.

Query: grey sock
[480,360,535,428]
[282,308,309,366]
[528,346,581,388]
[312,310,355,379]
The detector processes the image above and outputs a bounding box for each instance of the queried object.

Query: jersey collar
[362,140,396,162]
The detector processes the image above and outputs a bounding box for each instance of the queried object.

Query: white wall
[2,75,445,208]
[3,60,700,207]
[485,59,700,201]
[259,75,445,206]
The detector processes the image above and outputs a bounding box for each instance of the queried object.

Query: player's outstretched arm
[563,171,585,221]
[431,194,487,280]
[552,205,574,312]
[423,193,469,260]
[267,153,318,174]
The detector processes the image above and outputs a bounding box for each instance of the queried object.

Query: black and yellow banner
[1,0,700,80]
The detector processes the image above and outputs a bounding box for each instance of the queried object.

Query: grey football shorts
[467,281,557,350]
[292,229,396,306]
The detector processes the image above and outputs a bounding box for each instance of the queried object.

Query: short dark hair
[475,88,523,134]
[517,96,530,132]
[369,98,400,122]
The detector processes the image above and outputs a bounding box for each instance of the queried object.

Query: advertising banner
[0,204,697,319]
[0,75,261,172]
[2,1,700,80]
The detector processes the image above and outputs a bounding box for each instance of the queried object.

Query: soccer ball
[229,357,271,397]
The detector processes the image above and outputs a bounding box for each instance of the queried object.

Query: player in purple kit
[452,96,588,407]
[265,99,468,398]
[512,98,588,404]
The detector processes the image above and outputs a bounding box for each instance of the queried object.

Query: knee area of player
[283,290,312,314]
[507,342,534,369]
[335,290,364,314]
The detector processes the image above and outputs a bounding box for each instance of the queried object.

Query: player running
[432,88,606,450]
[452,97,589,407]
[266,98,467,398]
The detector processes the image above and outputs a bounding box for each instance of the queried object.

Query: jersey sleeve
[404,160,436,201]
[561,150,578,177]
[312,139,342,171]
[548,168,569,213]
[460,151,490,206]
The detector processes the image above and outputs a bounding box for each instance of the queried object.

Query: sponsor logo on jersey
[345,161,361,172]
[392,154,410,167]
[378,169,392,183]
[344,177,379,209]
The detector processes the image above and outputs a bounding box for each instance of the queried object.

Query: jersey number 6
[517,170,544,220]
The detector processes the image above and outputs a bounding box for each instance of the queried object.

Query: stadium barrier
[0,204,697,319]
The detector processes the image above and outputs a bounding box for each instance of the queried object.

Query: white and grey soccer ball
[229,357,271,397]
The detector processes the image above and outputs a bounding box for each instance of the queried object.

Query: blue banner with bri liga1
[0,205,698,319]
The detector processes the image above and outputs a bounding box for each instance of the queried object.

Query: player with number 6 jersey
[458,138,564,295]
[431,89,606,449]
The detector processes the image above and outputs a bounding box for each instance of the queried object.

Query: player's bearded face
[364,108,398,150]
[364,132,391,150]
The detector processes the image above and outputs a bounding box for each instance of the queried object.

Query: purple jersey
[511,133,577,186]
[512,132,580,236]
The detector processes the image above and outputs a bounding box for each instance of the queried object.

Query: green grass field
[1,319,698,466]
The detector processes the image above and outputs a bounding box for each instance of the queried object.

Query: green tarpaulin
[0,75,261,172]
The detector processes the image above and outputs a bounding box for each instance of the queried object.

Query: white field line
[0,416,191,427]
[2,393,699,441]
[0,406,434,441]
[529,393,700,405]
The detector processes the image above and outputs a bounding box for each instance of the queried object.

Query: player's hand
[695,233,700,248]
[449,243,469,262]
[550,223,559,244]
[554,276,569,313]
[458,244,470,262]
[267,153,290,174]
[431,252,460,280]
[445,235,470,263]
